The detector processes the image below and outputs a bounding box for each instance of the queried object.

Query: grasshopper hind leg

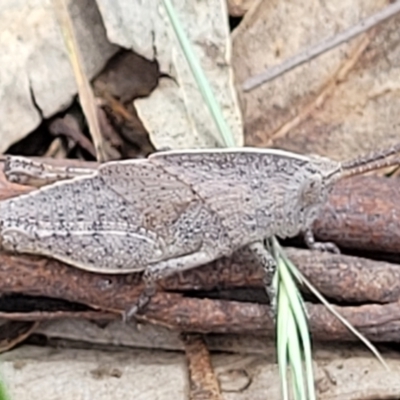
[124,242,279,322]
[124,250,218,320]
[246,242,277,318]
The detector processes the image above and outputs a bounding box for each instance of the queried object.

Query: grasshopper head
[295,155,342,234]
[259,151,342,239]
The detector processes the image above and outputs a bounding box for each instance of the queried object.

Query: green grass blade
[274,238,315,400]
[161,0,236,147]
[276,276,290,400]
[0,377,9,400]
[274,239,316,399]
[286,313,305,400]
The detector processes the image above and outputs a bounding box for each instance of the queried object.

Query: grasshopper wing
[99,159,219,261]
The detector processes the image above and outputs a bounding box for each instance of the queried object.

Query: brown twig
[0,311,118,322]
[2,250,400,341]
[0,321,39,353]
[182,334,223,400]
[314,175,400,254]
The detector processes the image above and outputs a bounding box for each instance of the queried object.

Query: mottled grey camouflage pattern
[0,149,341,285]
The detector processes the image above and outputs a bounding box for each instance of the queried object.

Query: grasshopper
[0,146,398,317]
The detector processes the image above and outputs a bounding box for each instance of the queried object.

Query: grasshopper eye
[300,174,322,206]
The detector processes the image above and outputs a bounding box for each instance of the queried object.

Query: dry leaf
[0,0,117,154]
[233,0,400,161]
[95,0,243,148]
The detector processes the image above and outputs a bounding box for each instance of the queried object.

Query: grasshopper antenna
[341,142,400,178]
